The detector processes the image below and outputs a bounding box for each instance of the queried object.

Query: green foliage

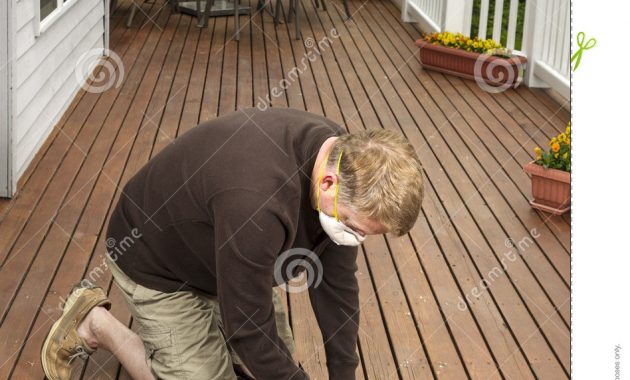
[470,0,527,50]
[534,123,571,172]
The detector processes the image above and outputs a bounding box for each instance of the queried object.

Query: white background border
[573,0,629,378]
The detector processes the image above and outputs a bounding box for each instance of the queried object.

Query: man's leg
[107,256,237,379]
[77,306,154,379]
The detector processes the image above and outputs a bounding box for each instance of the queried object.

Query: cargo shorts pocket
[141,328,182,378]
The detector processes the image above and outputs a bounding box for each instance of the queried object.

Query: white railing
[402,0,570,99]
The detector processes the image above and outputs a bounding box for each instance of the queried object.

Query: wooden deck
[0,0,570,378]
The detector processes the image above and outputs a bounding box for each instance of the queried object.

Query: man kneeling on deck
[41,108,424,380]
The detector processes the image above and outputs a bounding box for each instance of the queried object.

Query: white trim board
[1,0,14,197]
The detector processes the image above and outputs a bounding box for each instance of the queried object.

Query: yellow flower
[566,125,571,134]
[549,137,557,146]
[554,153,559,158]
[551,142,560,153]
[562,152,568,160]
[558,133,567,142]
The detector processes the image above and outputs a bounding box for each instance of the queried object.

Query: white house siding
[11,0,106,194]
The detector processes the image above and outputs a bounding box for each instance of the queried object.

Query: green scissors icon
[570,32,596,71]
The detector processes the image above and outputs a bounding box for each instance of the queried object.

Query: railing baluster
[506,0,518,49]
[560,0,570,76]
[492,0,504,43]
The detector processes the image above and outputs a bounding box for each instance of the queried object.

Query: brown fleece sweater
[106,108,360,379]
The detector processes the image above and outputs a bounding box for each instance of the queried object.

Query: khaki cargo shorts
[106,255,296,379]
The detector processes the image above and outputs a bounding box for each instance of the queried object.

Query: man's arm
[212,190,308,380]
[308,242,361,380]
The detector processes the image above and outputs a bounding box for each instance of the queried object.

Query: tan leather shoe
[41,282,111,380]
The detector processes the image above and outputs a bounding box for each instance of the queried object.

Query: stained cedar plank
[218,16,239,115]
[236,7,253,109]
[396,221,529,379]
[0,0,173,330]
[179,17,215,133]
[340,2,568,378]
[200,16,228,122]
[512,87,570,134]
[372,0,571,250]
[309,6,392,129]
[151,18,199,154]
[7,8,182,378]
[260,6,289,110]
[528,88,571,122]
[361,0,570,373]
[361,237,436,379]
[291,4,344,123]
[250,8,270,113]
[352,247,400,379]
[0,1,147,267]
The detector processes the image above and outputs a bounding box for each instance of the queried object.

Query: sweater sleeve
[212,190,309,380]
[308,242,360,379]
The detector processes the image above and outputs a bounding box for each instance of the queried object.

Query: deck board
[0,0,570,378]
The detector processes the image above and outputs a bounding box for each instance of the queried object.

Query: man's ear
[320,174,336,192]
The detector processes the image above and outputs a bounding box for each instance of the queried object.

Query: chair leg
[273,0,280,25]
[199,0,213,27]
[195,0,204,26]
[343,0,350,19]
[287,0,294,22]
[126,1,137,27]
[294,0,300,39]
[234,0,240,41]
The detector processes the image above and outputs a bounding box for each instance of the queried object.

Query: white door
[0,0,11,197]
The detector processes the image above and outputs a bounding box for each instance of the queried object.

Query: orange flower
[551,142,560,153]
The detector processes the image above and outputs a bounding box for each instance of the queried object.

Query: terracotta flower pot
[523,161,570,215]
[415,39,527,88]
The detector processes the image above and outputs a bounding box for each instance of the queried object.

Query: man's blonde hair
[326,129,424,237]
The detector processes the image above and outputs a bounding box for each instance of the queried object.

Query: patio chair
[315,0,350,19]
[126,0,215,29]
[273,0,349,40]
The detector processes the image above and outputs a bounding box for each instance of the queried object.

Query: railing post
[441,0,472,35]
[522,0,549,88]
